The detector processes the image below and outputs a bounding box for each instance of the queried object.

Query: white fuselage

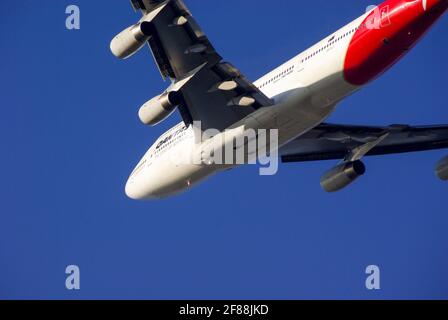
[125,0,447,199]
[125,15,364,200]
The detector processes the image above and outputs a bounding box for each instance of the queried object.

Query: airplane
[110,0,448,200]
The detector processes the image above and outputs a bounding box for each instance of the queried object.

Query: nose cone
[125,176,161,201]
[125,178,142,200]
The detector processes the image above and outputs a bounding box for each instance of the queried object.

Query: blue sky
[0,0,447,299]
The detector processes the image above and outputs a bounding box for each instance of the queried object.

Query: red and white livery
[110,0,448,199]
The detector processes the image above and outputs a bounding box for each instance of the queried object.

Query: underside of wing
[281,123,448,162]
[281,123,448,192]
[112,0,273,131]
[130,0,220,79]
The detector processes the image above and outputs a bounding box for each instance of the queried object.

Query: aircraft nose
[125,176,162,200]
[125,178,141,200]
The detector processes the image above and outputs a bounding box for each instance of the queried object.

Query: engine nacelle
[110,22,153,59]
[320,160,366,193]
[138,92,180,126]
[435,156,448,181]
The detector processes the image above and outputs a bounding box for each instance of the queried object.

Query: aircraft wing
[128,0,273,130]
[281,124,448,162]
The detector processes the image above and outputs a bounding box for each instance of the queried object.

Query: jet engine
[320,160,366,193]
[138,91,181,126]
[110,22,153,59]
[435,156,448,181]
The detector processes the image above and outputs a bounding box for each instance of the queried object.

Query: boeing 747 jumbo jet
[111,0,448,200]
